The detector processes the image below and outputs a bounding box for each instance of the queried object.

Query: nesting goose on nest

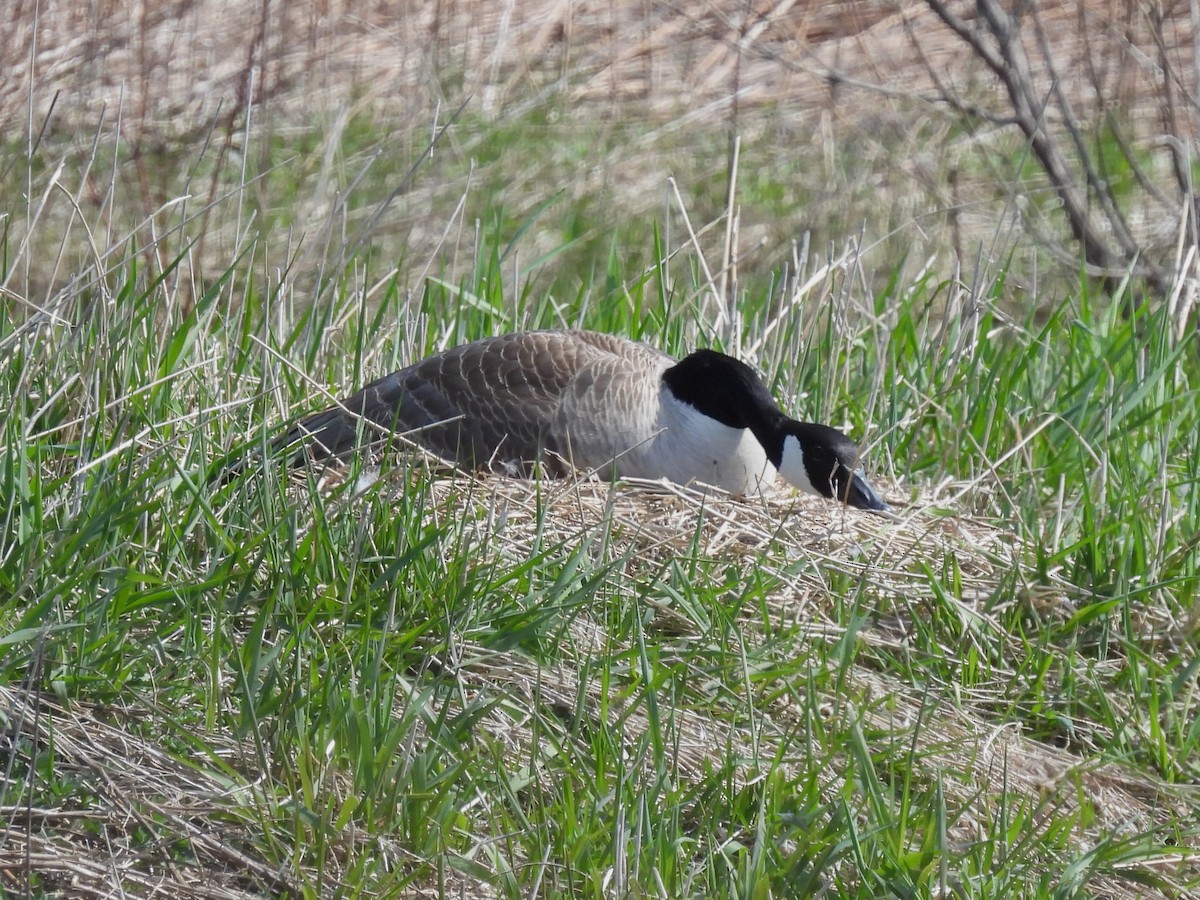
[253,330,889,511]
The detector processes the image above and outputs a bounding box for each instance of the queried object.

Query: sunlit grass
[1,112,1197,898]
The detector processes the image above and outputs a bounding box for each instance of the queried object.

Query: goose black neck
[662,349,791,461]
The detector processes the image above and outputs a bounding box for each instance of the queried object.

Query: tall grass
[1,116,1197,898]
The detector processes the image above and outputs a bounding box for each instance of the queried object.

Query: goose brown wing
[277,331,627,471]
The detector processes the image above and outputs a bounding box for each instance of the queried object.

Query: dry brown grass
[3,0,1194,297]
[4,1,1186,135]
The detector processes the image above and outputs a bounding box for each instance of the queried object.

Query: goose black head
[776,422,891,512]
[663,349,890,511]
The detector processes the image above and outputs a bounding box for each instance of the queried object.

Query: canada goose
[257,330,889,511]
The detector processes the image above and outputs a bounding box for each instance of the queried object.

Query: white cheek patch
[778,434,819,496]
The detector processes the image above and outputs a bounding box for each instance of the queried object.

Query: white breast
[597,387,778,495]
[549,358,778,494]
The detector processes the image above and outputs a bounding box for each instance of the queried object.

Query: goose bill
[843,469,890,512]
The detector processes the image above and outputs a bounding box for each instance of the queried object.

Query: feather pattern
[278,330,672,478]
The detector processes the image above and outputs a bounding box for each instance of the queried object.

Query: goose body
[269,330,889,510]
